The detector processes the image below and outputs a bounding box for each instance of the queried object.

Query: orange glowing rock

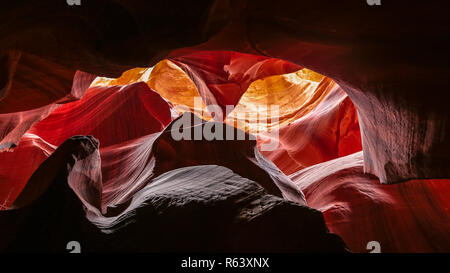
[225,68,329,132]
[90,60,209,118]
[88,53,362,176]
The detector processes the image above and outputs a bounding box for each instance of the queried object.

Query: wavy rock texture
[1,1,449,182]
[229,74,361,175]
[169,50,301,118]
[32,112,306,214]
[1,51,308,209]
[1,146,347,252]
[1,0,449,253]
[28,82,173,147]
[0,69,95,151]
[242,1,450,183]
[0,134,55,209]
[290,152,450,252]
[0,79,174,208]
[89,57,361,176]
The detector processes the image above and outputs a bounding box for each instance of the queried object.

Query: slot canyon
[0,0,449,253]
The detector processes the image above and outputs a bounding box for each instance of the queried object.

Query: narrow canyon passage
[0,0,449,253]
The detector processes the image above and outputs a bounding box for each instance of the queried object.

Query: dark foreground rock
[0,136,347,252]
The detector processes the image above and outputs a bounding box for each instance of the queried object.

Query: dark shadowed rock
[1,136,347,252]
